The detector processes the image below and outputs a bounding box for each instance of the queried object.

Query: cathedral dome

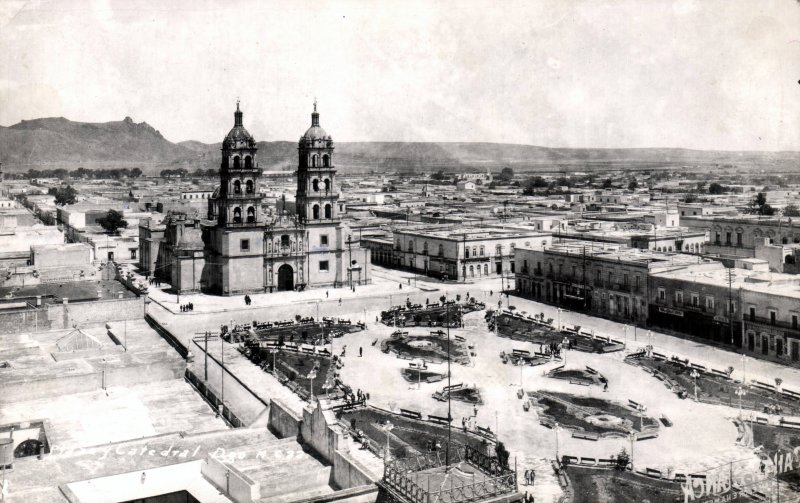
[224,101,255,144]
[301,101,330,140]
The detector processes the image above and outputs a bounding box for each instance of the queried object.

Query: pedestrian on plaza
[399,283,403,290]
[339,298,342,306]
[490,290,493,296]
[359,347,363,357]
[603,382,608,392]
[523,469,529,485]
[190,302,194,311]
[473,405,478,417]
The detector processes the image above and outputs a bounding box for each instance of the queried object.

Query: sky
[0,0,798,151]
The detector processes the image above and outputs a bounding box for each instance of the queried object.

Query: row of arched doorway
[223,155,254,170]
[312,203,333,219]
[232,206,256,224]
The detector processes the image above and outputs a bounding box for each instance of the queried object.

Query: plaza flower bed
[240,317,364,346]
[432,384,483,405]
[242,345,337,399]
[381,330,471,365]
[400,367,447,383]
[489,311,623,353]
[380,300,483,328]
[338,406,491,459]
[547,368,606,386]
[750,422,800,487]
[564,465,685,503]
[628,353,800,415]
[531,391,659,436]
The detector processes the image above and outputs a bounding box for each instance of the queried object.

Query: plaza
[137,264,800,502]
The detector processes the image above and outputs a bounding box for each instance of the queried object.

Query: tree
[614,448,630,471]
[683,193,699,203]
[495,441,510,469]
[97,210,129,234]
[53,185,78,206]
[628,178,639,191]
[708,182,727,195]
[748,192,775,216]
[130,167,143,177]
[784,204,800,217]
[602,178,613,189]
[522,176,549,195]
[430,170,447,181]
[495,167,514,183]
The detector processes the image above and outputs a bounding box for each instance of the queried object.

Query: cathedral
[156,102,371,296]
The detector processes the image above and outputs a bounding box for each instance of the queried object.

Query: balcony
[746,315,800,334]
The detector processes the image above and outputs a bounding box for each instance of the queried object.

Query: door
[748,333,755,352]
[762,335,769,355]
[277,264,294,291]
[791,341,799,362]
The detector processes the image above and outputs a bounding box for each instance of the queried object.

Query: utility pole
[445,299,452,471]
[728,268,735,346]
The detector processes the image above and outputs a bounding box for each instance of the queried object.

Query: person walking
[359,347,363,357]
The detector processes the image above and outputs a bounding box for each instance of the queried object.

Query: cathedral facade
[160,102,371,296]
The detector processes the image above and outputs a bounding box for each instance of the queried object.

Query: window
[233,180,242,194]
[130,249,137,260]
[770,310,777,325]
[658,287,665,301]
[705,296,715,311]
[319,260,329,272]
[408,241,414,252]
[480,246,485,256]
[240,239,250,251]
[246,180,254,194]
[244,155,252,169]
[510,262,515,273]
[438,244,444,256]
[623,273,629,287]
[496,244,502,255]
[749,306,756,322]
[726,232,731,245]
[675,290,683,304]
[246,206,255,223]
[484,264,489,275]
[312,204,320,219]
[465,247,470,258]
[281,235,290,248]
[792,314,798,330]
[233,207,242,223]
[737,232,743,246]
[691,293,699,307]
[324,204,332,219]
[635,275,640,290]
[321,235,329,246]
[312,179,320,192]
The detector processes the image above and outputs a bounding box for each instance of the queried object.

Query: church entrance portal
[278,264,294,291]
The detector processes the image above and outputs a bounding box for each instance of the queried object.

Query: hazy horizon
[1,0,799,152]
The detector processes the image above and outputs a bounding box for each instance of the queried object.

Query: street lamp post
[741,354,747,386]
[628,431,636,471]
[554,423,561,462]
[557,308,562,332]
[690,369,699,401]
[384,421,394,462]
[735,386,746,418]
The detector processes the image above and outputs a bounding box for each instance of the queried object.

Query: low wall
[0,296,144,335]
[269,398,301,438]
[201,455,260,503]
[332,449,376,488]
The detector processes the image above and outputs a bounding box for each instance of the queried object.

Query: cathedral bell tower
[296,101,339,224]
[217,101,263,226]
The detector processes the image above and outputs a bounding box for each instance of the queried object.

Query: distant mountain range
[2,116,798,174]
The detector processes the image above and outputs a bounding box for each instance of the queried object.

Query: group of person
[147,276,163,287]
[244,294,252,306]
[764,403,784,415]
[523,469,536,486]
[180,303,194,312]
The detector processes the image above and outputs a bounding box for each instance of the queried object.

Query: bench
[645,468,662,479]
[428,414,451,424]
[652,352,667,361]
[628,399,641,409]
[779,418,800,429]
[585,366,598,375]
[579,457,596,466]
[660,415,673,427]
[400,408,422,420]
[572,431,600,441]
[636,430,659,441]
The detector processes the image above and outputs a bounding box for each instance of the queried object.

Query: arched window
[324,204,332,219]
[322,154,330,167]
[233,207,242,223]
[312,179,319,192]
[496,244,503,255]
[324,178,331,192]
[312,155,318,167]
[472,246,477,257]
[246,206,255,223]
[245,180,254,194]
[233,180,241,194]
[408,240,415,252]
[233,156,240,169]
[281,235,290,247]
[312,204,320,219]
[479,246,485,256]
[244,155,252,169]
[438,244,444,256]
[470,265,474,277]
[465,247,470,258]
